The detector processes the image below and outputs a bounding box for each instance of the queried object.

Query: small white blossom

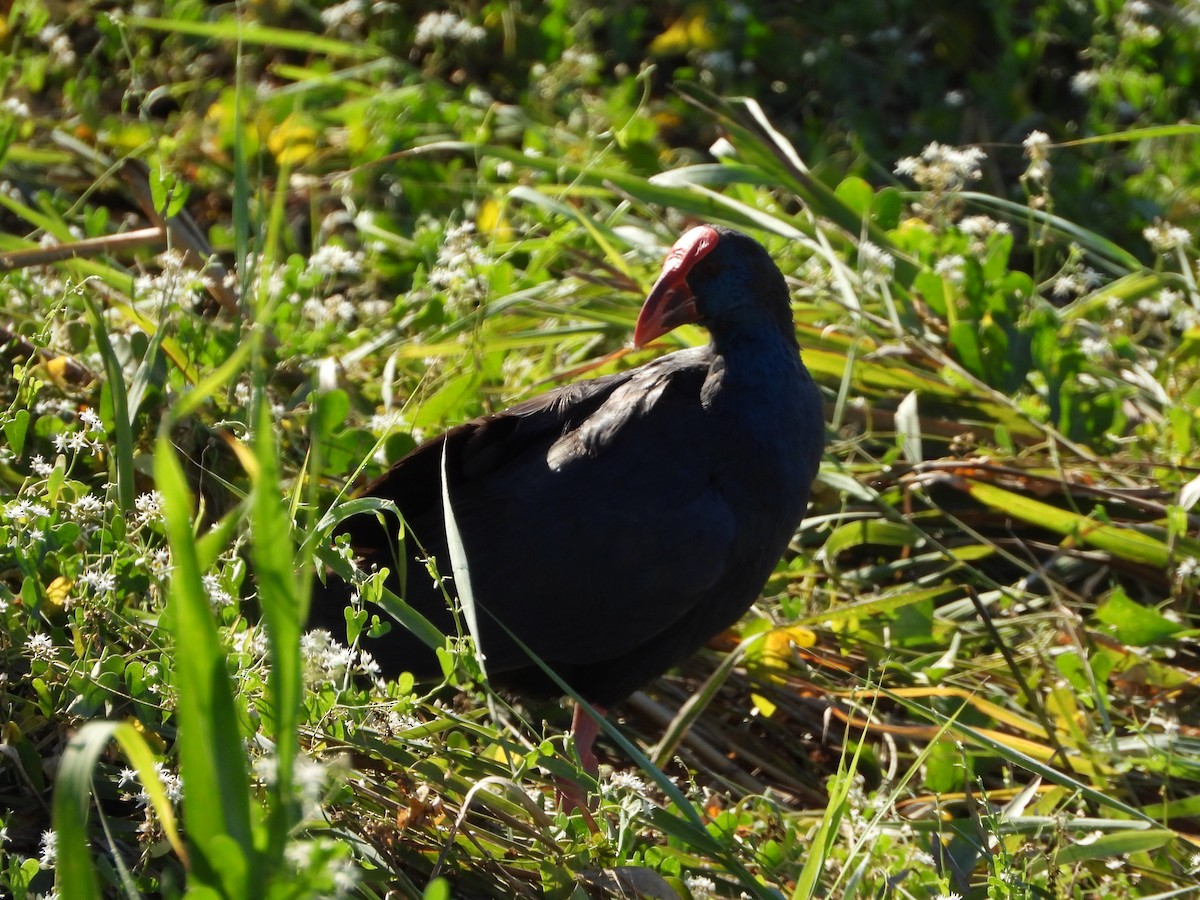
[1022,130,1051,184]
[858,241,896,287]
[606,771,648,793]
[119,762,184,805]
[685,874,718,899]
[285,841,316,869]
[26,633,55,660]
[78,570,117,596]
[958,215,1010,238]
[1023,130,1050,155]
[1,96,30,118]
[202,574,234,609]
[69,494,104,518]
[301,629,355,681]
[1176,556,1199,582]
[1080,335,1111,359]
[414,11,485,47]
[331,858,360,894]
[1117,1,1160,41]
[933,255,966,283]
[78,408,104,434]
[30,455,54,476]
[1071,69,1101,94]
[134,491,165,525]
[320,0,364,29]
[38,25,76,67]
[39,828,57,867]
[357,649,381,677]
[306,244,363,278]
[1175,306,1200,331]
[1137,288,1179,318]
[1143,221,1192,254]
[894,142,986,192]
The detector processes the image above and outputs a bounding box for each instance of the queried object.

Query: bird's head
[633,225,793,348]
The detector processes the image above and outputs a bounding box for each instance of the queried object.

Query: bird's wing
[441,349,739,670]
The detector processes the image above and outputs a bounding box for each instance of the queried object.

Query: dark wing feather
[327,348,739,690]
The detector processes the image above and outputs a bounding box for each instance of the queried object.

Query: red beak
[633,225,721,348]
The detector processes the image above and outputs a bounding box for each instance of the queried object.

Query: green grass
[1,1,1200,898]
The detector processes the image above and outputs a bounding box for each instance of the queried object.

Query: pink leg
[555,702,607,827]
[571,701,607,777]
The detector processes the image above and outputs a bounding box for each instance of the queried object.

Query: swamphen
[315,224,824,773]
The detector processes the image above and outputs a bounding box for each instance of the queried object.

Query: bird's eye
[694,258,718,278]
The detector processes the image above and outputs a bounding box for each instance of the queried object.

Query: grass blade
[155,433,257,894]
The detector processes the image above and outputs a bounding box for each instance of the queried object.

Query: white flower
[301,629,355,680]
[606,771,648,793]
[685,874,718,899]
[78,407,104,433]
[39,828,57,866]
[357,649,382,676]
[331,858,360,894]
[414,11,485,47]
[958,215,1011,238]
[30,455,53,476]
[26,633,56,660]
[1,96,30,118]
[1071,69,1101,94]
[1143,221,1192,253]
[202,574,234,609]
[1023,130,1050,156]
[79,570,117,596]
[153,762,185,803]
[38,25,76,67]
[69,494,104,518]
[858,241,896,287]
[1175,306,1200,331]
[934,255,966,283]
[134,491,165,525]
[285,840,316,869]
[894,142,986,192]
[1052,274,1083,298]
[320,0,364,29]
[306,244,363,278]
[1176,556,1199,582]
[1080,335,1111,359]
[1137,289,1179,318]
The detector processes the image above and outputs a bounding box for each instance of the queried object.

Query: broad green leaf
[1094,588,1184,645]
[4,409,30,457]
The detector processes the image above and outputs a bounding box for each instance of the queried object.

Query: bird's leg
[571,700,606,777]
[554,701,606,827]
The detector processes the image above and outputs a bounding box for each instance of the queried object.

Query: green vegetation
[2,1,1199,897]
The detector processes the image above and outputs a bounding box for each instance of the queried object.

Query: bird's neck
[700,322,805,428]
[708,312,801,378]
